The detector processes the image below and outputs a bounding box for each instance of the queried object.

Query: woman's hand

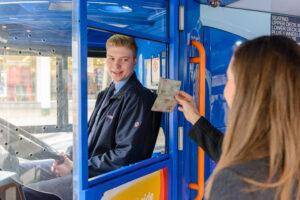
[175,91,201,125]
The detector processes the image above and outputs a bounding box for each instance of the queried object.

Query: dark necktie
[88,83,115,148]
[99,83,115,112]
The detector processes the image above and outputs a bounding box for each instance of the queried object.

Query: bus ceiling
[0,0,299,53]
[0,0,165,50]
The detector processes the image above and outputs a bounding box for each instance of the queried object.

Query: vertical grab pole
[188,40,206,200]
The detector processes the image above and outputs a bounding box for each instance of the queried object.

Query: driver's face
[106,46,137,83]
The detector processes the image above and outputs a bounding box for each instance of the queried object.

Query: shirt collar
[113,74,132,94]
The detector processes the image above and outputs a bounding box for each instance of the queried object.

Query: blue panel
[177,0,202,198]
[88,154,169,187]
[87,29,113,48]
[0,0,169,48]
[85,158,172,199]
[135,38,167,82]
[87,20,169,43]
[87,0,168,38]
[136,39,166,60]
[168,0,179,199]
[73,0,89,199]
[0,1,72,47]
[202,28,245,198]
[204,27,245,129]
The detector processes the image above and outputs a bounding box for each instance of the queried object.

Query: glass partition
[87,57,112,118]
[0,1,73,200]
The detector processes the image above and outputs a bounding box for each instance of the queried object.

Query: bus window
[0,1,73,199]
[86,30,168,179]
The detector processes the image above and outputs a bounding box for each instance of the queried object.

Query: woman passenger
[176,35,300,199]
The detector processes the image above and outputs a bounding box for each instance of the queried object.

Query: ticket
[151,78,181,112]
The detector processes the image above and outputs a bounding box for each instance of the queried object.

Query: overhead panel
[0,0,72,52]
[87,0,168,38]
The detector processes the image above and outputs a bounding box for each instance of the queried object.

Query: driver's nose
[114,59,121,68]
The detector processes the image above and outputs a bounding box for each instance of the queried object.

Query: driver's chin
[112,76,123,83]
[110,72,122,82]
[112,73,132,83]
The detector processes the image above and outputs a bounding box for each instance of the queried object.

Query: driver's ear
[133,57,137,66]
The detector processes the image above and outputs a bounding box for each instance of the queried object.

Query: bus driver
[23,34,160,200]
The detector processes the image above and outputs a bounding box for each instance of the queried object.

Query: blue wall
[203,27,245,177]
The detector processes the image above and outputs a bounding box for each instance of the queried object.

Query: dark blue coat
[87,73,160,177]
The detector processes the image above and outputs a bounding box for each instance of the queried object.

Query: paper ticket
[157,78,181,96]
[151,78,181,112]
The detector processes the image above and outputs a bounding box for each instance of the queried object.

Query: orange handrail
[188,40,206,200]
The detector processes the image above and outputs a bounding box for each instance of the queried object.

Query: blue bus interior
[0,0,299,199]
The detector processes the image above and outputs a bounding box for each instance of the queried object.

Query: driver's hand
[51,153,73,177]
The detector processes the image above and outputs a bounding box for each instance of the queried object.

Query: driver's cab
[0,38,166,199]
[0,1,168,199]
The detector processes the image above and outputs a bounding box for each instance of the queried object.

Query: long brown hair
[206,35,300,199]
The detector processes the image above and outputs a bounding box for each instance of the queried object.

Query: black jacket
[88,73,160,177]
[188,117,224,162]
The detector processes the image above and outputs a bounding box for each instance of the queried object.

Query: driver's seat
[0,181,25,200]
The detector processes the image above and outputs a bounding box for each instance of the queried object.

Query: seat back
[0,182,25,200]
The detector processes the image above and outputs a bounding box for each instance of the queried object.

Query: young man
[23,34,160,200]
[86,34,160,176]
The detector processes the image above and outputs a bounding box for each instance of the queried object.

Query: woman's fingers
[178,91,193,101]
[175,94,184,105]
[176,91,193,104]
[176,92,196,112]
[178,90,189,97]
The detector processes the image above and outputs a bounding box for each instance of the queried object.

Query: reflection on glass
[0,1,73,200]
[87,0,168,38]
[0,56,75,126]
[87,57,111,117]
[87,32,167,179]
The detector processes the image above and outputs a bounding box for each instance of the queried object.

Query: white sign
[151,57,160,85]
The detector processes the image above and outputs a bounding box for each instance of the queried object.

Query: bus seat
[0,172,26,200]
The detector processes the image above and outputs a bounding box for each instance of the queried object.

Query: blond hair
[206,35,300,199]
[106,34,138,58]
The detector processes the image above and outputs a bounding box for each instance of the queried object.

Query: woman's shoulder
[228,158,269,179]
[209,158,275,200]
